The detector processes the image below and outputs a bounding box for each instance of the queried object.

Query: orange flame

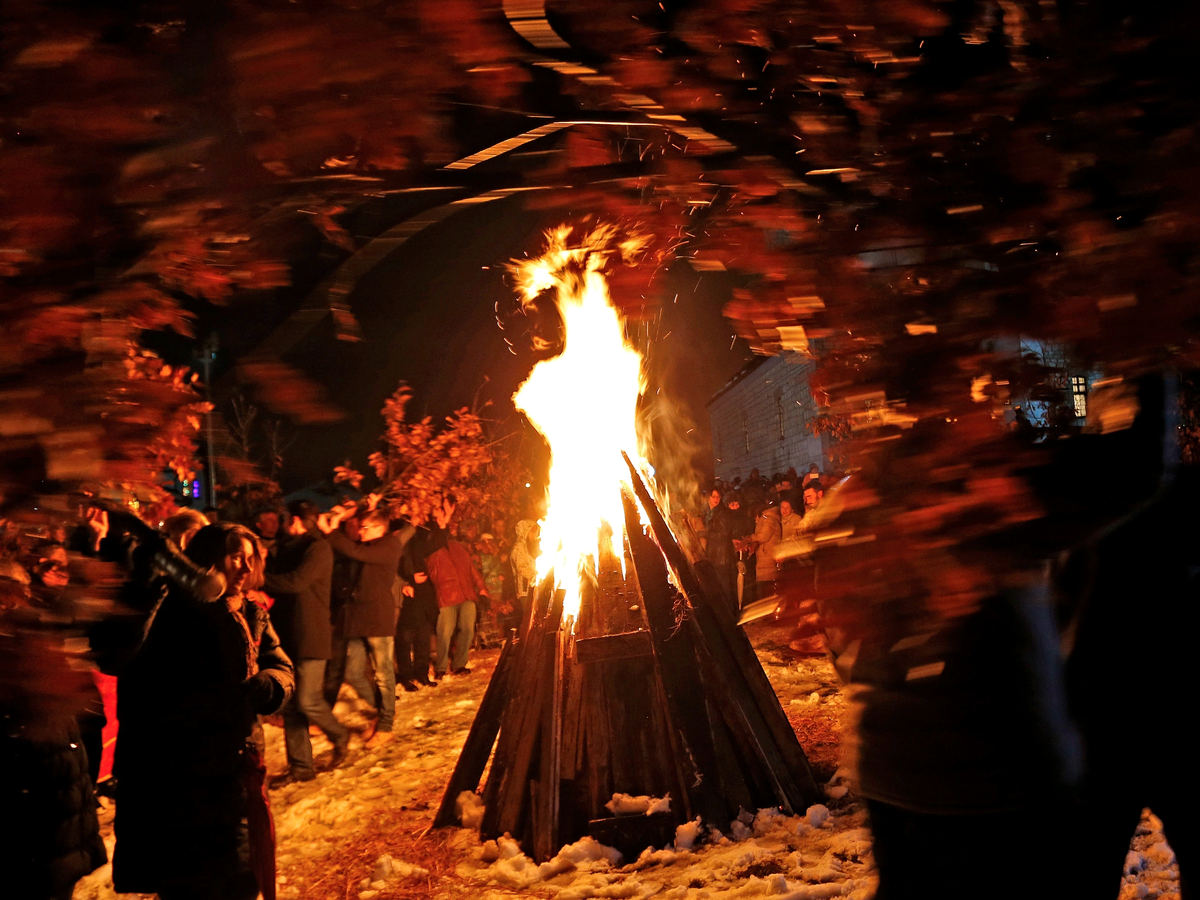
[511,225,648,623]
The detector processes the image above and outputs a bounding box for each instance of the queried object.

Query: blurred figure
[98,521,293,900]
[1059,475,1199,896]
[264,502,347,785]
[801,464,822,490]
[164,508,209,550]
[510,519,539,622]
[253,507,281,556]
[324,507,411,749]
[1,556,107,900]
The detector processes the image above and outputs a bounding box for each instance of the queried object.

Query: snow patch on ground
[607,792,673,816]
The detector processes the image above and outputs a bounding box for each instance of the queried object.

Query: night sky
[194,190,755,493]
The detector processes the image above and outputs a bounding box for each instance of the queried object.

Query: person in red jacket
[424,500,487,677]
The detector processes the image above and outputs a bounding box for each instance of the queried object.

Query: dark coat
[264,534,334,660]
[705,505,738,569]
[1,716,107,899]
[110,586,293,896]
[327,526,413,638]
[425,527,487,609]
[398,538,439,629]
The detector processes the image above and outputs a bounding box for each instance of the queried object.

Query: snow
[607,792,673,816]
[456,790,485,828]
[67,623,1182,900]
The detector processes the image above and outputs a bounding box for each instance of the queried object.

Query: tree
[334,383,496,527]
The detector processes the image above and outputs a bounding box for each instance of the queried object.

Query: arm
[326,529,403,567]
[263,540,333,595]
[247,615,294,715]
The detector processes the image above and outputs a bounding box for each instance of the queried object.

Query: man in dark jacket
[265,501,347,784]
[325,509,413,749]
[396,532,439,690]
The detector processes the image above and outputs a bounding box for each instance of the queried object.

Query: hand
[413,571,428,584]
[241,671,279,714]
[84,507,109,550]
[402,584,415,598]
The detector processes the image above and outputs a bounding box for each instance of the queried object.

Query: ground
[73,622,1180,900]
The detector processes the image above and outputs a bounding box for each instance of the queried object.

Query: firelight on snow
[511,225,649,623]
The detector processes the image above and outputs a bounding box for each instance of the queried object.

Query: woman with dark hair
[105,522,293,900]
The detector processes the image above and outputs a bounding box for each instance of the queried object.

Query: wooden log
[587,812,677,862]
[533,627,566,861]
[622,454,822,810]
[623,493,732,824]
[480,578,561,840]
[574,629,654,664]
[433,632,518,827]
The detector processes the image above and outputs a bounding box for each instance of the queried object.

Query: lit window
[1071,376,1087,418]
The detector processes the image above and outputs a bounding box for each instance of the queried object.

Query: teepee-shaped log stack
[434,457,821,861]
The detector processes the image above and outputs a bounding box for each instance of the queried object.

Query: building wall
[707,354,828,481]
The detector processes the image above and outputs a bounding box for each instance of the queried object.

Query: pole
[202,333,219,509]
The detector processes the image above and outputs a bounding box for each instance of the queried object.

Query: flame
[512,225,647,622]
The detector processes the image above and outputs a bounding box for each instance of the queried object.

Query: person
[475,533,510,638]
[323,514,361,707]
[802,480,824,515]
[103,522,294,900]
[704,487,738,607]
[164,508,209,550]
[2,556,108,900]
[1058,474,1199,898]
[323,507,412,749]
[510,519,539,620]
[253,507,281,557]
[264,501,347,785]
[801,464,822,490]
[27,541,108,789]
[778,498,803,541]
[396,532,438,691]
[425,500,487,677]
[750,501,782,601]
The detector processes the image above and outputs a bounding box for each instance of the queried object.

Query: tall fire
[511,225,648,625]
[437,226,819,863]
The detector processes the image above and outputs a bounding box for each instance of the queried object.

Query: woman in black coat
[108,523,293,900]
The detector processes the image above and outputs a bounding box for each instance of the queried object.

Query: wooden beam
[433,632,518,827]
[574,629,654,664]
[622,454,822,810]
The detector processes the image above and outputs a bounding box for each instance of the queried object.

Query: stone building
[707,354,831,482]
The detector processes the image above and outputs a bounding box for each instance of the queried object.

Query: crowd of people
[0,490,543,900]
[697,463,833,650]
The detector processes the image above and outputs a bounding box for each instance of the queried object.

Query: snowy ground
[73,622,1180,900]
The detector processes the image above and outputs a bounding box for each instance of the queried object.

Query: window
[1071,376,1087,418]
[777,393,785,440]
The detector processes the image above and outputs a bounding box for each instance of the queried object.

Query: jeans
[435,600,477,675]
[323,635,348,708]
[396,621,434,683]
[344,637,395,732]
[282,659,349,777]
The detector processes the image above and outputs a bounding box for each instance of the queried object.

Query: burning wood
[436,227,820,861]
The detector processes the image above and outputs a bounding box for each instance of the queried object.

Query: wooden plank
[622,493,730,824]
[584,664,612,821]
[574,630,654,664]
[622,454,822,810]
[533,628,565,861]
[480,579,559,840]
[433,633,518,827]
[587,812,677,861]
